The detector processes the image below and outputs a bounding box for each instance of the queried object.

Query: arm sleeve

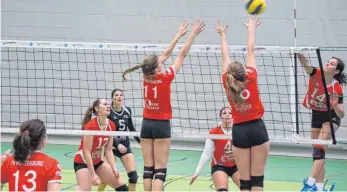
[1,158,9,183]
[335,84,344,104]
[309,67,318,76]
[47,160,62,183]
[126,107,141,144]
[194,138,214,175]
[221,72,228,90]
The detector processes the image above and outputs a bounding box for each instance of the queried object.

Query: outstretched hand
[177,20,189,37]
[190,20,205,36]
[215,21,229,35]
[189,174,199,185]
[243,14,262,29]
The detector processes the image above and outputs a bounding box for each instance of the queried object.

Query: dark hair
[81,99,101,129]
[226,61,246,104]
[111,88,124,98]
[122,54,158,80]
[332,57,347,86]
[219,107,232,117]
[13,119,46,163]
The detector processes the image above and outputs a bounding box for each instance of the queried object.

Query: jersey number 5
[13,170,37,191]
[144,85,157,99]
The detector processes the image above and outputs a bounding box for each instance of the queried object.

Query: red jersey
[143,66,176,120]
[74,118,116,164]
[1,152,61,192]
[222,66,264,124]
[303,68,343,111]
[210,126,236,167]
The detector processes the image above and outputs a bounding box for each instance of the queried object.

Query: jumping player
[1,119,61,191]
[97,89,141,192]
[74,99,128,191]
[298,54,346,192]
[122,20,205,191]
[216,15,269,191]
[190,107,240,191]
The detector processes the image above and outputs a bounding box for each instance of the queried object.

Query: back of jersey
[1,152,61,192]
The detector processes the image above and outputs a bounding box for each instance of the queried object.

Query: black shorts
[232,119,269,149]
[73,161,104,173]
[311,110,341,128]
[140,118,171,139]
[113,147,133,158]
[211,165,238,177]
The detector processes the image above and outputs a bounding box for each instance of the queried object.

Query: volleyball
[245,0,267,15]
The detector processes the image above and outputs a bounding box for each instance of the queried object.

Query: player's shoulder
[123,105,132,115]
[2,155,14,166]
[108,120,116,131]
[84,118,98,130]
[209,126,222,134]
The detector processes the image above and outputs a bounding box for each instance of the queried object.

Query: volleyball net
[1,40,346,145]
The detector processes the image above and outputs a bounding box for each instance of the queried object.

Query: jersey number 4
[144,85,157,99]
[13,170,37,191]
[311,88,326,102]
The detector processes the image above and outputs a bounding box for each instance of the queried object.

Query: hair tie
[23,130,29,135]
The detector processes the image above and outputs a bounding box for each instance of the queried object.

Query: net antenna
[0,40,345,146]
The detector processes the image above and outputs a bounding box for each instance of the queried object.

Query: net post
[316,48,337,145]
[294,52,299,135]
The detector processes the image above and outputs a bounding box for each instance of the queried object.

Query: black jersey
[108,105,141,149]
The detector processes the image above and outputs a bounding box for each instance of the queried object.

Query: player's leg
[211,165,229,191]
[74,163,93,191]
[250,119,270,191]
[97,156,110,191]
[232,123,252,191]
[152,120,171,191]
[95,161,128,191]
[120,151,138,192]
[228,166,240,188]
[141,118,155,191]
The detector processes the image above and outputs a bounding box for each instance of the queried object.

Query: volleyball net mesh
[1,40,346,145]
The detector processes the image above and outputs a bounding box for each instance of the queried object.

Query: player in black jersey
[97,89,141,192]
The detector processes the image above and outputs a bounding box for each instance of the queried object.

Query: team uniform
[194,126,238,178]
[303,67,343,128]
[108,105,141,158]
[74,118,116,172]
[140,66,176,139]
[222,66,269,148]
[1,152,61,192]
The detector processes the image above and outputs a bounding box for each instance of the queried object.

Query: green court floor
[1,142,347,191]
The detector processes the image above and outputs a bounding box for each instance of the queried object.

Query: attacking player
[97,89,141,192]
[122,20,205,191]
[216,15,270,191]
[74,99,128,191]
[299,54,346,192]
[190,107,240,191]
[1,119,62,191]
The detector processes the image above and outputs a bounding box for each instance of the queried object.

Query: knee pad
[127,171,138,184]
[240,179,251,190]
[143,166,154,180]
[115,184,128,191]
[313,145,326,161]
[217,188,228,191]
[154,168,167,182]
[251,175,264,188]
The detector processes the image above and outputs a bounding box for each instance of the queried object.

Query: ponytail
[81,107,94,130]
[226,73,244,104]
[13,132,32,163]
[122,64,144,81]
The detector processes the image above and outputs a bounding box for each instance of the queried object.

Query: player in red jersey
[190,107,240,191]
[122,20,205,191]
[1,119,61,191]
[73,98,128,191]
[298,54,346,192]
[216,15,269,191]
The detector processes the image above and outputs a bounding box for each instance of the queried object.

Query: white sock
[307,177,316,186]
[316,183,324,192]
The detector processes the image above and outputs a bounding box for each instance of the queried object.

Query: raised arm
[172,20,205,73]
[298,53,314,74]
[159,21,189,65]
[215,22,231,73]
[243,15,262,68]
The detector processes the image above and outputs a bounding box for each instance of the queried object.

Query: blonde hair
[225,61,246,104]
[122,55,158,81]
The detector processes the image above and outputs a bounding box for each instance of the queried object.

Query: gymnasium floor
[1,142,347,191]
